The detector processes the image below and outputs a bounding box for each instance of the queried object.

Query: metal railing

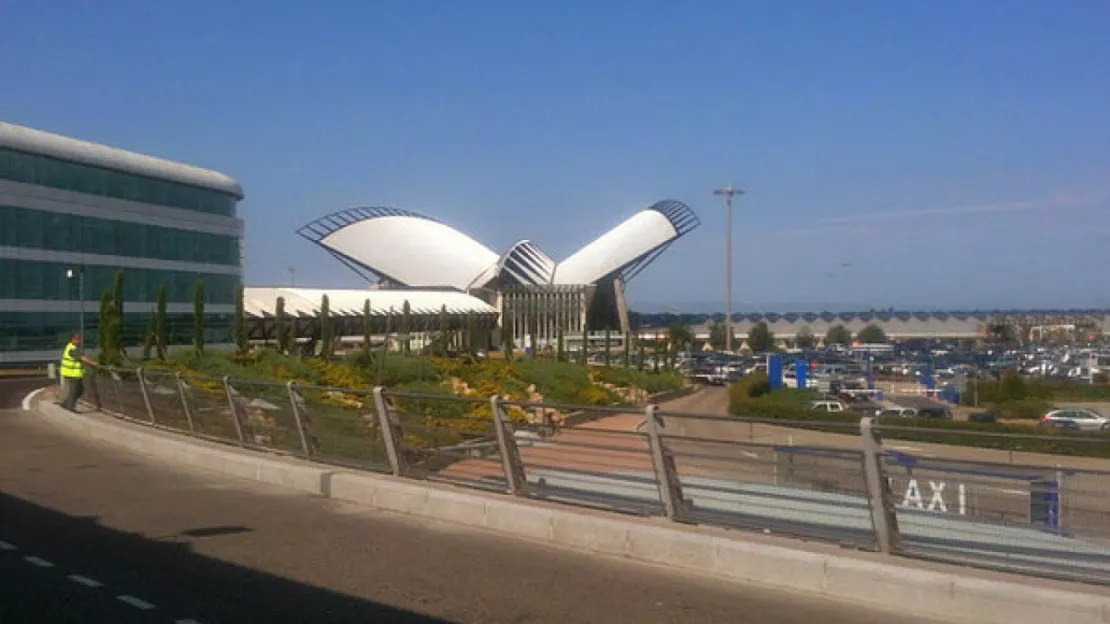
[78,365,1110,585]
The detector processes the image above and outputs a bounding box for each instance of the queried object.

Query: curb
[28,393,1110,624]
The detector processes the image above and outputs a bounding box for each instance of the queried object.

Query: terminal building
[241,200,701,350]
[0,122,244,365]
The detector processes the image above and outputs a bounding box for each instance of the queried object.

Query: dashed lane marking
[0,540,16,551]
[24,555,54,568]
[117,595,157,610]
[67,574,104,588]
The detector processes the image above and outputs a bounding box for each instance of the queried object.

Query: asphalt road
[0,378,946,624]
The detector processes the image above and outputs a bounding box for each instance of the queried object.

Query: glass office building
[0,122,244,366]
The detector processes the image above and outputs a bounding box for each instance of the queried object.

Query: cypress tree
[234,283,248,356]
[438,305,450,356]
[275,296,288,354]
[503,312,515,358]
[465,311,476,357]
[556,329,565,363]
[154,285,167,360]
[142,309,156,360]
[319,294,334,358]
[192,279,205,357]
[528,311,538,358]
[638,341,646,372]
[400,300,412,355]
[362,299,373,356]
[603,328,612,367]
[112,269,125,355]
[97,290,113,364]
[623,331,631,368]
[581,325,589,367]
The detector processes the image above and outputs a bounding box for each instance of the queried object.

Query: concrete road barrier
[27,393,1110,624]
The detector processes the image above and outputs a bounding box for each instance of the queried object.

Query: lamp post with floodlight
[713,185,744,353]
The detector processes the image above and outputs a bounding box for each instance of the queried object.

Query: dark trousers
[61,377,84,411]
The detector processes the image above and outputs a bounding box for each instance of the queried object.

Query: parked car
[806,400,846,413]
[876,407,917,418]
[968,411,997,424]
[1040,409,1110,432]
[914,406,952,419]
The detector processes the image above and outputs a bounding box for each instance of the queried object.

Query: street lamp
[66,267,86,347]
[713,185,745,353]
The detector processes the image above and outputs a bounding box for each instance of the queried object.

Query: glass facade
[0,205,240,266]
[0,311,233,353]
[0,147,237,217]
[0,143,242,362]
[0,259,238,304]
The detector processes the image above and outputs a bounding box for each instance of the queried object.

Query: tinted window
[0,148,238,216]
[0,205,239,265]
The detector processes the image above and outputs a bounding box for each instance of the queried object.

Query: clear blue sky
[3,1,1108,312]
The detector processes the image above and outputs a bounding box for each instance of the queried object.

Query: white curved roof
[553,203,690,285]
[302,209,500,290]
[244,287,497,318]
[0,122,243,198]
[300,200,698,290]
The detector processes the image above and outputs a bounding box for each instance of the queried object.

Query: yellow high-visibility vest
[60,343,84,379]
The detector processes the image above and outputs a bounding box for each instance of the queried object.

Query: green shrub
[997,370,1028,401]
[592,367,683,394]
[992,398,1053,420]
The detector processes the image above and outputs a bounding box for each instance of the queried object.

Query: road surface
[0,378,942,623]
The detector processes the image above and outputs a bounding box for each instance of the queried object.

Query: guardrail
[76,365,1110,586]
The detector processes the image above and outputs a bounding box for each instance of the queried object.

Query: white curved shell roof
[316,214,500,290]
[552,210,677,284]
[300,200,698,290]
[0,122,243,198]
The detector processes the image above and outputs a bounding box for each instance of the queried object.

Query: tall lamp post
[66,267,86,347]
[713,185,744,353]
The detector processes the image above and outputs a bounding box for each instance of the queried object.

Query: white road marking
[176,619,204,624]
[67,574,104,588]
[24,555,54,568]
[740,451,760,459]
[117,595,156,610]
[22,387,47,412]
[0,540,16,551]
[892,445,923,452]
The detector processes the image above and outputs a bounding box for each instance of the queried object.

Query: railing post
[286,381,316,458]
[860,416,901,554]
[223,376,247,445]
[490,396,528,496]
[373,387,407,477]
[643,404,688,522]
[174,372,198,433]
[136,367,157,425]
[109,367,126,415]
[85,366,102,411]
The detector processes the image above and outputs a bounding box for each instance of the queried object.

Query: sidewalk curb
[29,393,1110,624]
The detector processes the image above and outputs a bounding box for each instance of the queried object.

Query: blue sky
[2,1,1108,312]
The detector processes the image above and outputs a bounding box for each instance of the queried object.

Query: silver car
[1040,409,1110,431]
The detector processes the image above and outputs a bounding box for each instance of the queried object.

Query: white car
[807,400,845,413]
[1041,409,1110,432]
[876,407,916,418]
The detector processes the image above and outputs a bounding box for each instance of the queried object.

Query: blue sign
[1030,480,1060,529]
[767,355,783,389]
[795,358,808,389]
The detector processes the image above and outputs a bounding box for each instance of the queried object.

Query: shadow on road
[0,491,454,623]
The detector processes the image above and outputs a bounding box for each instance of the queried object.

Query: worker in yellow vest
[60,334,93,411]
